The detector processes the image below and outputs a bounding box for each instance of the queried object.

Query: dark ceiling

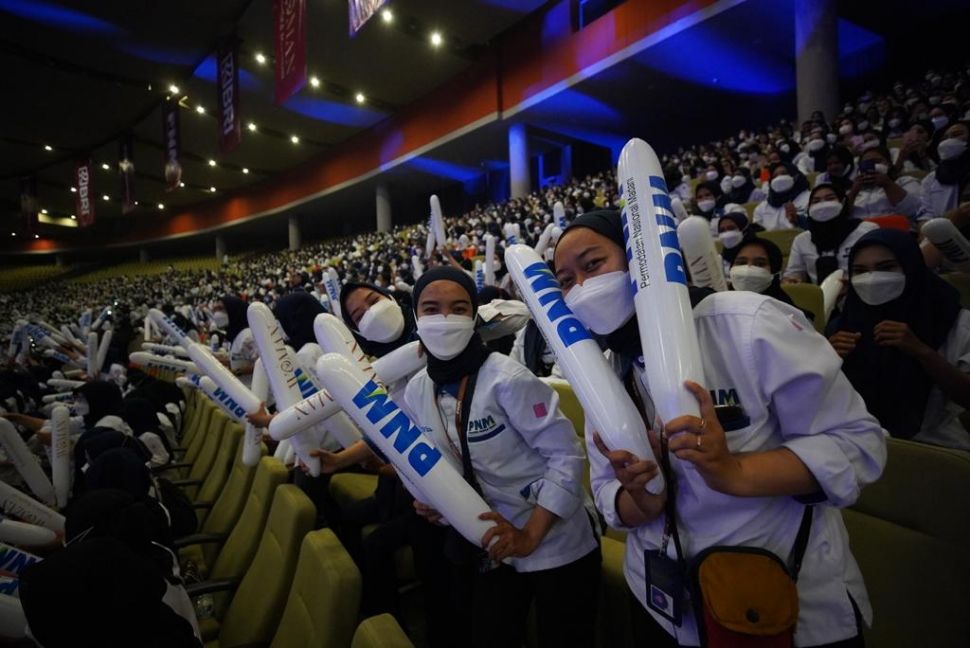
[0,0,546,236]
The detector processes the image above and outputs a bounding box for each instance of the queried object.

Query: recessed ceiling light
[40,209,48,214]
[290,135,300,144]
[70,215,76,220]
[210,186,217,192]
[309,76,320,88]
[355,92,365,104]
[247,122,257,132]
[44,145,53,151]
[101,163,110,171]
[157,203,165,210]
[430,31,443,47]
[208,159,217,167]
[168,84,180,95]
[10,232,15,237]
[381,8,393,23]
[34,234,39,239]
[102,194,110,201]
[70,186,77,193]
[179,182,185,188]
[242,167,250,174]
[255,52,266,65]
[196,105,205,114]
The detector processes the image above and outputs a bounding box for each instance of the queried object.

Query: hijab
[76,380,123,428]
[273,291,325,350]
[824,146,855,194]
[766,161,810,208]
[725,168,757,204]
[829,229,963,439]
[412,266,491,386]
[807,183,864,283]
[339,281,418,358]
[935,121,970,188]
[221,294,249,344]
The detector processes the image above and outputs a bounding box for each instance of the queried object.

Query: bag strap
[454,372,484,497]
[789,505,813,581]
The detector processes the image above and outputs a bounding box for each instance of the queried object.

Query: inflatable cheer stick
[474,260,485,292]
[142,342,189,357]
[372,342,425,386]
[484,235,497,286]
[554,201,566,230]
[617,138,704,423]
[0,480,64,532]
[505,245,663,494]
[430,195,448,249]
[324,269,343,320]
[677,216,728,292]
[50,405,72,509]
[922,218,970,272]
[318,353,496,547]
[0,518,56,546]
[247,303,322,476]
[129,352,200,375]
[820,269,845,323]
[0,419,56,506]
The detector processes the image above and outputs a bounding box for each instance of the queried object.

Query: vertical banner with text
[74,160,95,227]
[217,40,242,153]
[348,0,387,35]
[162,99,182,191]
[273,0,306,104]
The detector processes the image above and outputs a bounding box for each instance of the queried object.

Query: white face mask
[838,124,853,136]
[938,137,968,161]
[73,398,90,417]
[730,265,773,293]
[358,298,405,343]
[417,314,475,360]
[718,230,744,250]
[809,200,843,222]
[851,271,906,306]
[697,198,716,214]
[931,115,949,131]
[705,170,719,181]
[731,175,746,188]
[888,118,902,128]
[857,120,870,131]
[211,310,229,329]
[826,132,838,144]
[563,270,635,335]
[719,176,733,194]
[806,138,825,152]
[770,174,794,193]
[873,162,889,175]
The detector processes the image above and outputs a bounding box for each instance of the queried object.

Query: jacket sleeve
[495,364,586,520]
[894,176,922,219]
[749,299,887,507]
[783,234,808,280]
[585,421,630,529]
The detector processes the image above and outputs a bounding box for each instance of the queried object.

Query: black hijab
[725,168,757,204]
[221,294,250,344]
[727,236,805,315]
[824,146,855,194]
[76,380,123,428]
[828,229,963,439]
[273,291,325,351]
[339,281,418,358]
[412,267,491,386]
[935,122,970,189]
[766,161,810,208]
[807,183,863,283]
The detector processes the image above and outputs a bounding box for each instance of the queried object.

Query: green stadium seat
[352,614,415,648]
[781,283,826,333]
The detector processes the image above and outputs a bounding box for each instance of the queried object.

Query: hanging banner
[19,176,37,235]
[162,99,182,191]
[217,40,242,153]
[118,134,135,215]
[348,0,387,35]
[273,0,307,104]
[74,160,95,227]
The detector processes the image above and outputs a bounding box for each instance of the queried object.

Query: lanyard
[435,375,469,462]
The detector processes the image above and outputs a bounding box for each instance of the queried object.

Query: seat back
[194,422,243,523]
[943,272,970,309]
[199,442,265,567]
[780,283,826,332]
[209,456,289,617]
[270,529,362,648]
[842,438,970,647]
[183,400,215,465]
[756,228,802,264]
[184,414,228,488]
[218,485,315,647]
[351,614,415,648]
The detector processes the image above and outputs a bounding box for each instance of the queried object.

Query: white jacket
[850,175,922,221]
[783,222,879,284]
[919,171,962,221]
[405,352,599,572]
[753,190,810,231]
[588,292,886,646]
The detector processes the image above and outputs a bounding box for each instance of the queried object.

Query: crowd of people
[1,63,969,647]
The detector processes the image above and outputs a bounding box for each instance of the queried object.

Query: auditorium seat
[756,228,802,264]
[171,414,229,489]
[198,457,289,619]
[330,472,379,512]
[781,283,826,332]
[842,438,970,647]
[352,614,415,648]
[942,272,970,308]
[270,529,362,648]
[545,378,586,437]
[180,422,242,512]
[743,202,758,218]
[599,535,634,648]
[178,400,217,466]
[863,215,910,231]
[199,484,316,646]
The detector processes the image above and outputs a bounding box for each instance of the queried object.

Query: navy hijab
[766,161,810,208]
[829,229,963,439]
[221,294,250,344]
[273,291,325,351]
[338,281,418,358]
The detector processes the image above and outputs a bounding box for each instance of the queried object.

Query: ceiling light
[179,182,185,188]
[290,135,300,144]
[70,186,77,193]
[10,232,15,237]
[309,76,320,88]
[381,8,393,23]
[102,194,110,201]
[101,163,110,171]
[44,145,53,151]
[157,203,165,210]
[168,84,180,95]
[248,122,257,132]
[210,186,217,192]
[70,215,76,220]
[355,92,365,104]
[195,105,205,114]
[430,31,443,47]
[208,159,217,167]
[255,52,266,65]
[242,167,250,174]
[40,209,48,214]
[34,234,39,239]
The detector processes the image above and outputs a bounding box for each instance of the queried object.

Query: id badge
[644,550,684,626]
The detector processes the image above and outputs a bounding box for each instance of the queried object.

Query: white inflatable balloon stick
[504,244,663,494]
[430,195,448,249]
[484,234,497,286]
[50,405,72,509]
[425,228,436,259]
[46,378,83,390]
[142,342,189,357]
[241,359,270,468]
[324,269,343,320]
[148,308,192,346]
[677,216,728,292]
[504,222,521,246]
[0,420,56,507]
[820,269,845,324]
[474,260,485,292]
[553,201,566,229]
[617,138,704,423]
[0,593,26,640]
[921,218,970,272]
[314,314,376,383]
[0,480,64,532]
[86,332,98,377]
[371,341,426,386]
[534,223,556,259]
[317,353,497,547]
[246,303,322,476]
[185,342,261,413]
[128,352,199,376]
[411,254,424,280]
[94,328,113,377]
[0,519,56,547]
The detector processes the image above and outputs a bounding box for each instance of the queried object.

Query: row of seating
[0,264,73,293]
[167,389,417,648]
[70,255,222,284]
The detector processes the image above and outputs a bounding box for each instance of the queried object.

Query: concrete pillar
[508,123,530,199]
[215,234,226,260]
[375,183,392,233]
[795,0,839,125]
[288,216,301,251]
[139,247,149,263]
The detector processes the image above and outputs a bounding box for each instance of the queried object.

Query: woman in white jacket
[553,210,886,647]
[404,266,600,648]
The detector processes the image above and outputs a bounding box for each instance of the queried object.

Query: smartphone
[858,159,876,173]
